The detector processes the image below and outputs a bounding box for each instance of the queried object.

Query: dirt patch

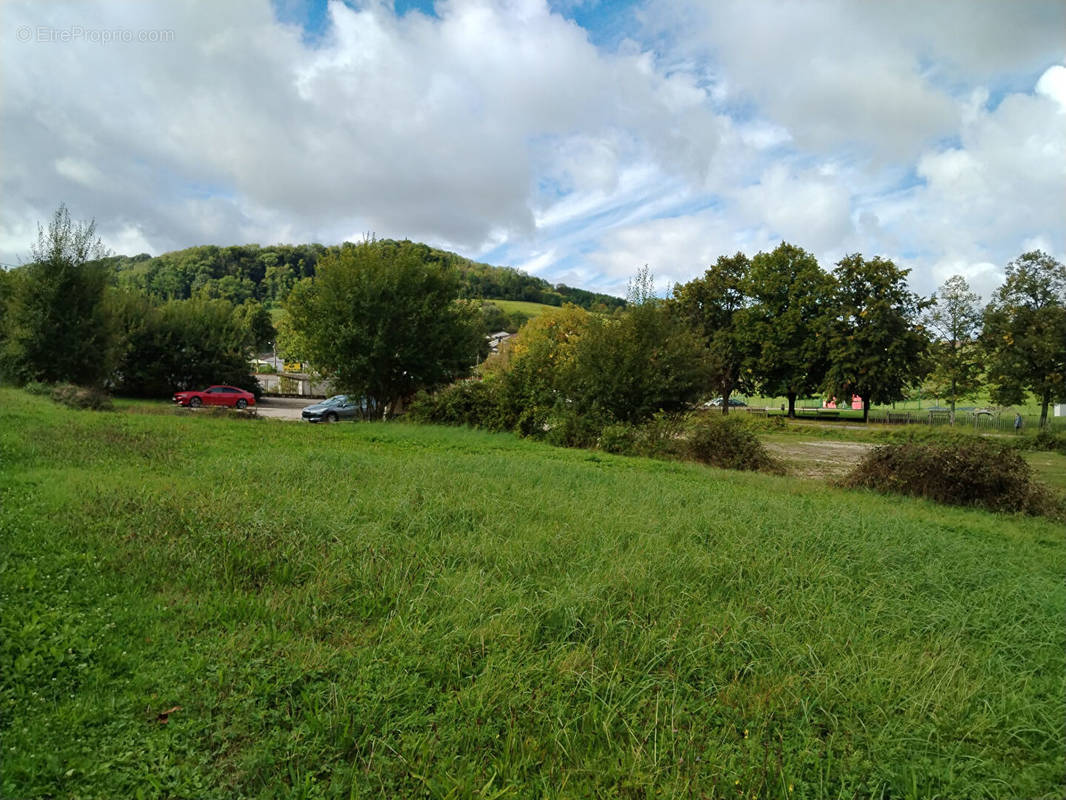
[763,439,875,481]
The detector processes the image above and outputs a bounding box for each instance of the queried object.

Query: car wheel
[189,397,202,408]
[236,399,248,409]
[326,412,339,423]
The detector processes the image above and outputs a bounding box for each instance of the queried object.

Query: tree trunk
[862,395,870,423]
[787,392,797,419]
[949,378,956,426]
[721,381,733,415]
[1040,390,1050,429]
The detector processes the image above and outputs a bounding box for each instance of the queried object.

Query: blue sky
[2,0,1064,298]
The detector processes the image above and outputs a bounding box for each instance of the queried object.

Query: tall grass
[1,389,1063,798]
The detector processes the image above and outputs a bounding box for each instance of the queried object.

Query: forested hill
[97,240,626,311]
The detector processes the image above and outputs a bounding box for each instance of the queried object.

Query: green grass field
[2,389,1064,798]
[487,299,557,319]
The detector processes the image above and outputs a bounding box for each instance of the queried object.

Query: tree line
[0,206,271,397]
[101,239,625,311]
[418,243,1065,432]
[1,206,1063,430]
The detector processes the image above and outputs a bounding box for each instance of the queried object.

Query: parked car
[173,385,255,409]
[302,395,364,423]
[704,397,748,408]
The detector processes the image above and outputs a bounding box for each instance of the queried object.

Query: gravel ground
[763,439,874,480]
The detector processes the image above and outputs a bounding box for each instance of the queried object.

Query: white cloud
[1036,64,1066,110]
[1,0,1063,301]
[54,158,103,188]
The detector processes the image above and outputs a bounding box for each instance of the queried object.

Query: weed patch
[51,383,113,411]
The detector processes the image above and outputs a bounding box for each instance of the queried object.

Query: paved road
[255,396,313,421]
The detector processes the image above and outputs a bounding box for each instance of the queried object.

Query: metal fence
[852,408,1062,432]
[781,405,1065,431]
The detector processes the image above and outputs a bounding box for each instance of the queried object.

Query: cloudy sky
[2,0,1064,298]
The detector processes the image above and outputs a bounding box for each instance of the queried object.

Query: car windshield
[321,395,348,406]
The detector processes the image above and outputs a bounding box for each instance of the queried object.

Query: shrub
[51,383,113,411]
[23,380,53,396]
[408,380,506,430]
[542,407,605,449]
[840,440,1059,516]
[682,415,784,473]
[1026,428,1066,455]
[596,413,783,474]
[632,413,688,459]
[598,423,637,455]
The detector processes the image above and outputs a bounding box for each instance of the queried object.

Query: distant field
[747,393,1061,426]
[487,298,558,318]
[1,389,1064,798]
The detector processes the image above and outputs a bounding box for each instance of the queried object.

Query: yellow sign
[283,361,304,373]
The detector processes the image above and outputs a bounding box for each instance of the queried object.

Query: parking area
[255,396,313,421]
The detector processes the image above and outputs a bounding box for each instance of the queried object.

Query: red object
[173,385,255,408]
[824,395,862,410]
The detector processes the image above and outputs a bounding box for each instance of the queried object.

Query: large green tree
[0,204,113,386]
[564,273,708,424]
[982,250,1066,428]
[110,294,260,398]
[672,253,752,413]
[282,240,482,417]
[924,275,982,424]
[824,254,931,422]
[738,242,834,418]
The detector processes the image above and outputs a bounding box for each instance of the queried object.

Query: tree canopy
[672,253,752,412]
[100,240,625,311]
[737,243,834,417]
[0,204,113,386]
[925,275,982,422]
[824,254,931,422]
[982,250,1066,427]
[282,240,483,417]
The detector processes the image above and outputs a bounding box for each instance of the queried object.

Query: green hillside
[96,240,625,312]
[1,389,1063,798]
[487,298,557,318]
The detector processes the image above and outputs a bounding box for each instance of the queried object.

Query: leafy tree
[282,240,482,417]
[738,243,834,418]
[982,250,1066,427]
[233,300,276,353]
[565,298,708,424]
[924,275,982,423]
[0,204,113,386]
[484,276,706,431]
[485,304,593,435]
[672,253,752,412]
[824,254,931,423]
[110,294,260,398]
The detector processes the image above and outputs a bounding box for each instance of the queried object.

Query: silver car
[301,395,364,423]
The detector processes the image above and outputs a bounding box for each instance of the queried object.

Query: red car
[173,385,256,409]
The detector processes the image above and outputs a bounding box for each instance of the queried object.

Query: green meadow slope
[1,390,1063,799]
